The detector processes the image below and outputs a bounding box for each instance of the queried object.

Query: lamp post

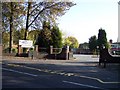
[97,46,99,57]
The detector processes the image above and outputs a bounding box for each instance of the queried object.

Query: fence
[34,45,71,60]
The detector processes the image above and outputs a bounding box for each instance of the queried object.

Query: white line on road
[3,63,120,84]
[2,68,38,77]
[78,75,120,84]
[63,80,106,90]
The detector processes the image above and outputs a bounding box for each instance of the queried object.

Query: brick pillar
[18,45,22,55]
[35,45,38,52]
[33,45,38,59]
[66,46,69,60]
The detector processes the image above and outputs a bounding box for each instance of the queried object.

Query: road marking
[2,68,38,77]
[78,75,120,84]
[63,80,106,90]
[3,63,120,84]
[15,64,120,84]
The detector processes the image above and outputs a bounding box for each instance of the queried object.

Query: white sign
[19,40,33,48]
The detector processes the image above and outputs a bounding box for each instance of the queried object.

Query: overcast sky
[58,0,119,44]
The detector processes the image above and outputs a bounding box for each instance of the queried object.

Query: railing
[38,47,48,54]
[52,48,62,59]
[34,45,71,60]
[52,48,62,54]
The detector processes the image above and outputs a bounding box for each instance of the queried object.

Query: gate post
[66,46,69,60]
[18,45,22,56]
[35,45,38,52]
[33,45,38,59]
[50,46,53,54]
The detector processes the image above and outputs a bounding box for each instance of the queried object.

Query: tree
[35,21,52,48]
[24,2,32,40]
[13,29,20,45]
[98,28,108,50]
[24,1,75,40]
[2,31,9,48]
[89,35,97,52]
[2,2,24,53]
[36,21,63,48]
[64,36,79,48]
[28,30,40,44]
[13,28,26,45]
[51,26,63,48]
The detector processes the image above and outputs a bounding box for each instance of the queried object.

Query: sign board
[19,40,33,48]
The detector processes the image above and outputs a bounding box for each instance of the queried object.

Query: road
[2,55,120,89]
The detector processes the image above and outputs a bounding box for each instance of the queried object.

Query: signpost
[18,40,34,57]
[19,40,33,48]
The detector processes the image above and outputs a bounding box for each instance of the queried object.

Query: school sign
[19,40,33,48]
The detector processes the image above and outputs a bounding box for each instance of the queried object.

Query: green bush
[3,47,9,53]
[12,48,17,53]
[3,47,17,53]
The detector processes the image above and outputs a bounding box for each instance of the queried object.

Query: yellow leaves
[64,36,79,48]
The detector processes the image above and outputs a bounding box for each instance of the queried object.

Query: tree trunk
[23,2,31,53]
[24,2,31,40]
[9,2,13,53]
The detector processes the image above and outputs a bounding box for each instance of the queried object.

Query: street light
[97,46,99,57]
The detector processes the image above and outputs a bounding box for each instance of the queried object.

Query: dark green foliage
[51,26,63,48]
[35,21,63,48]
[35,21,52,48]
[3,47,17,53]
[38,29,52,48]
[28,30,40,44]
[13,29,25,45]
[98,28,108,50]
[89,35,97,52]
[2,31,9,48]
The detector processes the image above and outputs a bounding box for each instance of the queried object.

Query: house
[72,42,92,54]
[110,42,120,55]
[109,40,120,55]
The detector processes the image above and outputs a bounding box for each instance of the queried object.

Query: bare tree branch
[28,2,60,28]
